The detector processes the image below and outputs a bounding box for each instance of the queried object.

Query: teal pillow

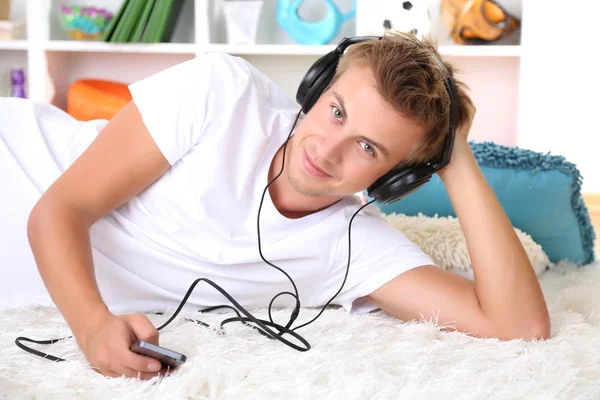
[367,141,596,265]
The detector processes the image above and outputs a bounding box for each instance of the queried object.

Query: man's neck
[267,143,343,219]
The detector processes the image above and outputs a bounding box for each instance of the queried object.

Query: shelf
[29,41,521,57]
[0,40,28,51]
[202,44,521,57]
[438,44,521,57]
[44,41,196,54]
[202,44,336,56]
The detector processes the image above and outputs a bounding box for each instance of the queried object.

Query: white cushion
[383,212,552,280]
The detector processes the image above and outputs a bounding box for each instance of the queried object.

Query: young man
[0,33,549,380]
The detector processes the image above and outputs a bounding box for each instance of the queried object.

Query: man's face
[287,64,426,197]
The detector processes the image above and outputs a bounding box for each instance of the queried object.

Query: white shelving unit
[34,40,521,57]
[1,0,523,146]
[43,40,197,54]
[0,39,28,50]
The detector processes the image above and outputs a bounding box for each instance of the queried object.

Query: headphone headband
[334,36,382,53]
[296,35,459,204]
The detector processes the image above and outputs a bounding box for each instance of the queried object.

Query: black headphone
[296,36,459,205]
[14,37,462,363]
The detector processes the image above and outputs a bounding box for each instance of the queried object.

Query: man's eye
[332,106,343,120]
[360,141,375,155]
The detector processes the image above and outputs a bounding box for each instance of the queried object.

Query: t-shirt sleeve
[128,52,250,166]
[323,206,436,315]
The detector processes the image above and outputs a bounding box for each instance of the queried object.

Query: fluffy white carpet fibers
[2,260,600,399]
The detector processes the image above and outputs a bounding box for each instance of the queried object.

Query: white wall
[518,0,600,193]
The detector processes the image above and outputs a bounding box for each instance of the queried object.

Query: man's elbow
[525,317,551,341]
[27,200,44,243]
[496,316,551,342]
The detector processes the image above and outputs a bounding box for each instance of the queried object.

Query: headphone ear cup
[296,51,340,114]
[367,166,434,205]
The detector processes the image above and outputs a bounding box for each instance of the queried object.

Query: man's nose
[317,135,345,164]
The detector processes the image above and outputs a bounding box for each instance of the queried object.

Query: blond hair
[329,31,475,167]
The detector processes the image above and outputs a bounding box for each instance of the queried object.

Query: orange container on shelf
[66,79,132,121]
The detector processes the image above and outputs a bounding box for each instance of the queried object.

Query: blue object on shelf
[276,0,356,45]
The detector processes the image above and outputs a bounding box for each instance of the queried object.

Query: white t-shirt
[0,52,435,316]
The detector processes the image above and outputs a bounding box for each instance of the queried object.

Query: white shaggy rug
[1,212,598,399]
[1,260,600,399]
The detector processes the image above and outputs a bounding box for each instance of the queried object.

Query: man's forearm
[27,200,111,340]
[438,143,550,337]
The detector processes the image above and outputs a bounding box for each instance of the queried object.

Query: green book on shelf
[158,0,184,43]
[112,0,146,42]
[109,0,133,42]
[145,0,184,43]
[130,0,156,42]
[101,0,129,42]
[141,0,169,43]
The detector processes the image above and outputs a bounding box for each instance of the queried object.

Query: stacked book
[102,0,184,43]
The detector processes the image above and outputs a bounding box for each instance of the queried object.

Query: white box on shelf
[223,0,264,45]
[0,19,25,40]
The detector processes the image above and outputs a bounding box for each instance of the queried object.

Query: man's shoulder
[321,197,432,285]
[335,197,417,246]
[207,52,298,106]
[199,51,249,73]
[339,196,387,222]
[197,52,271,85]
[188,52,254,87]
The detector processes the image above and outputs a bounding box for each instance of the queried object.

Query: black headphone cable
[15,107,374,361]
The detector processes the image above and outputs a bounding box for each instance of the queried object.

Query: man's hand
[368,105,550,341]
[436,106,550,338]
[444,105,476,171]
[455,106,475,143]
[76,311,169,380]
